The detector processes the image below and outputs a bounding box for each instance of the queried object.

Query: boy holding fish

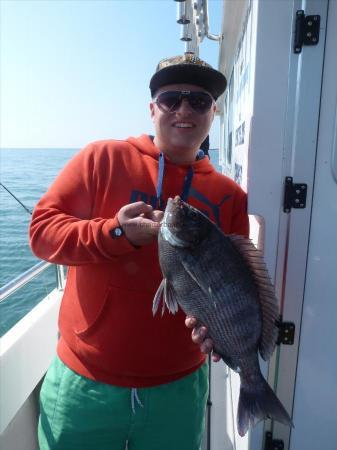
[30,54,249,449]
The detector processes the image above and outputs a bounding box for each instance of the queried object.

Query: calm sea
[0,147,221,337]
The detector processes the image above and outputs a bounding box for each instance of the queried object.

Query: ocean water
[0,147,221,337]
[0,148,79,336]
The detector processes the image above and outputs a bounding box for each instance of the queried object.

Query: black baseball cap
[150,53,227,100]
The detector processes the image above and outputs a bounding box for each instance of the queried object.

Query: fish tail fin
[237,377,293,437]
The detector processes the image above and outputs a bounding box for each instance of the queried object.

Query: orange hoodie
[30,135,249,387]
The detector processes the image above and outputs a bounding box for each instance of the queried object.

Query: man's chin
[168,137,201,152]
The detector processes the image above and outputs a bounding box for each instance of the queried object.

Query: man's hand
[117,202,164,246]
[185,316,221,362]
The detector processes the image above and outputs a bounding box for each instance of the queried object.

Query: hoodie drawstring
[131,387,144,414]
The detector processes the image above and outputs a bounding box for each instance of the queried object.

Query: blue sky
[1,0,223,149]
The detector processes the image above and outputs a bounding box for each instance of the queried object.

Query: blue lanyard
[156,151,204,209]
[156,153,165,209]
[181,166,194,201]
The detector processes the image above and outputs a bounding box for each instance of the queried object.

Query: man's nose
[175,98,193,115]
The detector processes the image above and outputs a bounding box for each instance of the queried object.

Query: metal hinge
[265,431,284,450]
[294,10,320,54]
[276,319,295,346]
[283,177,307,213]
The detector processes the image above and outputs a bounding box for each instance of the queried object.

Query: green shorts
[38,356,209,450]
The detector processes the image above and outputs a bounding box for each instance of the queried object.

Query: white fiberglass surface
[289,2,337,449]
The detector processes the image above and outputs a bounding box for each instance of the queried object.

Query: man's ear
[149,102,155,120]
[211,103,217,121]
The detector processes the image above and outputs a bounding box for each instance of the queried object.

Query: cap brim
[150,64,227,100]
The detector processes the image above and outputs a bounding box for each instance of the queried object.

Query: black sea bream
[153,196,293,437]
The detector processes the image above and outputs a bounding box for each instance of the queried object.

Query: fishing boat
[1,1,336,449]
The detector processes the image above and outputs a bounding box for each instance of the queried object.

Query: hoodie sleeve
[230,186,249,238]
[29,143,136,266]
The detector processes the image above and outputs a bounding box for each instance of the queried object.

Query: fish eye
[189,210,199,220]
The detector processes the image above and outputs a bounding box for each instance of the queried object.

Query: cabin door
[288,2,337,449]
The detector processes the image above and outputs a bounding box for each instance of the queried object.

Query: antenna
[174,0,221,55]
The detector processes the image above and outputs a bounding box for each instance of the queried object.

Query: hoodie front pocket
[74,286,112,338]
[73,284,158,366]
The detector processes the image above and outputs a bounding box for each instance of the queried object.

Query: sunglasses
[153,90,214,114]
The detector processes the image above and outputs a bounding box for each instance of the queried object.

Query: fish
[153,196,293,437]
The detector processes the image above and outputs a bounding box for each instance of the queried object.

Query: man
[30,53,248,450]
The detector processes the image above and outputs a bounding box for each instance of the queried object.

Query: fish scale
[154,196,293,436]
[159,234,261,366]
[190,241,261,359]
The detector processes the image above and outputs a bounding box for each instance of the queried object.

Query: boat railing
[0,261,65,303]
[0,261,64,439]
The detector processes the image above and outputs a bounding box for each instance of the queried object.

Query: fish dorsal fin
[229,235,280,361]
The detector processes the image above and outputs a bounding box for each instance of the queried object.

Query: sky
[0,0,223,149]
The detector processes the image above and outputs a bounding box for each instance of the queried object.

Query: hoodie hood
[126,134,216,175]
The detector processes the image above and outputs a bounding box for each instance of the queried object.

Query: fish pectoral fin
[180,257,212,299]
[153,279,179,316]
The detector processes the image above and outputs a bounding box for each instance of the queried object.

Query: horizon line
[0,147,80,150]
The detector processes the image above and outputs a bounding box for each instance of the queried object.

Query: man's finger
[147,209,164,223]
[200,338,213,354]
[191,326,207,344]
[120,202,153,219]
[185,316,197,328]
